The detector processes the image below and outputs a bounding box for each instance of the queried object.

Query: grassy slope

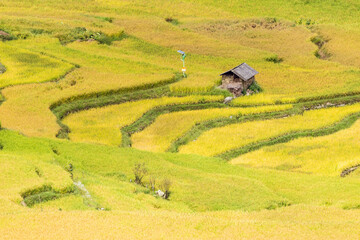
[0,129,360,238]
[0,0,360,238]
[1,129,360,212]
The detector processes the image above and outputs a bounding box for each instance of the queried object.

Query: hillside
[0,0,360,239]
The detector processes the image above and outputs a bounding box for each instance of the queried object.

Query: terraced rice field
[232,118,360,176]
[132,104,293,152]
[63,95,223,145]
[179,103,360,157]
[1,0,360,239]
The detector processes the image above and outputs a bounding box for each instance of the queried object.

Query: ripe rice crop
[1,206,360,240]
[179,103,360,156]
[63,96,223,145]
[232,119,360,176]
[132,104,293,152]
[1,0,360,238]
[0,37,175,138]
[0,42,73,87]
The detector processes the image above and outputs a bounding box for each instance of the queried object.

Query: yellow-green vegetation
[0,42,73,87]
[232,119,360,176]
[1,130,360,238]
[0,0,360,140]
[0,37,176,138]
[179,103,360,156]
[132,104,293,152]
[1,206,360,240]
[63,96,222,145]
[0,131,73,211]
[1,0,360,238]
[3,129,360,211]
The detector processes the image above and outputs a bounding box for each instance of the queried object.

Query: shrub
[314,48,331,59]
[94,16,113,23]
[266,200,291,210]
[21,185,52,199]
[249,81,262,93]
[24,191,60,207]
[133,163,148,185]
[0,30,15,41]
[265,55,283,63]
[310,36,325,47]
[159,178,172,199]
[165,17,179,25]
[55,27,126,45]
[0,62,6,74]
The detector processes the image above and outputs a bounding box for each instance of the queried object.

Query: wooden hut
[220,63,258,97]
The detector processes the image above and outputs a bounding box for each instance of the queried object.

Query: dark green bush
[266,200,291,210]
[310,36,325,47]
[165,17,179,25]
[21,185,52,199]
[265,55,283,63]
[0,62,6,74]
[95,16,113,23]
[24,191,60,207]
[55,27,126,45]
[0,30,15,41]
[249,81,262,92]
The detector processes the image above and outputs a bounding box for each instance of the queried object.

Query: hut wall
[242,76,255,90]
[231,87,243,97]
[221,74,234,85]
[233,76,242,82]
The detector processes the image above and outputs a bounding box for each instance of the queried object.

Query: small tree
[149,175,156,191]
[133,163,148,185]
[160,178,172,199]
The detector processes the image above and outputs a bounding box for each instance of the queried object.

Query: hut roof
[220,63,258,81]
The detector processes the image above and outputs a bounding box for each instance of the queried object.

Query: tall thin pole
[177,50,187,78]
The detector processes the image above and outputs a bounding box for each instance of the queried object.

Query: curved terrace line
[52,73,186,138]
[215,112,360,162]
[55,89,360,150]
[167,108,298,153]
[168,95,360,155]
[120,102,231,147]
